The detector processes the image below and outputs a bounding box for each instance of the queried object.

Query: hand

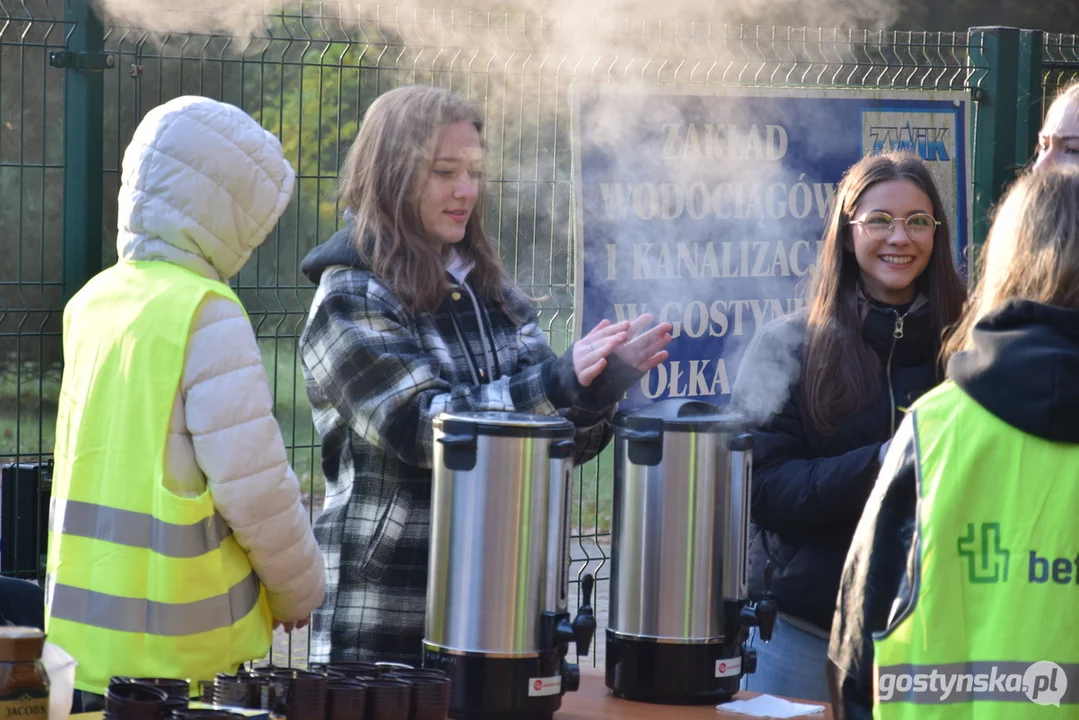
[878,439,892,465]
[573,319,629,387]
[612,314,673,373]
[273,616,310,634]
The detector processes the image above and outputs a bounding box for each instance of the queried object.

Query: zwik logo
[957,522,1010,584]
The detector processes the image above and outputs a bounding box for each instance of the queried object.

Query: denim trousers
[741,615,832,702]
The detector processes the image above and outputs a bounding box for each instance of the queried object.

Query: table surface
[560,669,834,719]
[72,671,834,720]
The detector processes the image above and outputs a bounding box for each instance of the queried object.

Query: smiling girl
[298,85,671,664]
[731,151,966,701]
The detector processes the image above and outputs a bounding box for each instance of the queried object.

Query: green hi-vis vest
[46,261,273,695]
[873,380,1079,718]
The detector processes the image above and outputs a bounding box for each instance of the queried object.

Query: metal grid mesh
[1043,33,1079,110]
[0,0,69,578]
[0,0,1016,665]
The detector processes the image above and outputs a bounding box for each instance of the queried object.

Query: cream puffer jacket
[115,96,325,623]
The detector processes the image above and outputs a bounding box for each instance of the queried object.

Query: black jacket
[827,300,1079,719]
[0,576,44,628]
[731,296,941,633]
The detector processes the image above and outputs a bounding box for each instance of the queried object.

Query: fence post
[967,27,1022,266]
[59,0,107,301]
[1015,30,1045,170]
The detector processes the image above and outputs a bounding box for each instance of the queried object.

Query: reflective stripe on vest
[872,380,1079,718]
[50,500,233,558]
[49,570,261,636]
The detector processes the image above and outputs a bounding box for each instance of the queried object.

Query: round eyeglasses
[848,212,940,240]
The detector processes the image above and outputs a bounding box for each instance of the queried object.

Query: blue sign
[571,86,971,409]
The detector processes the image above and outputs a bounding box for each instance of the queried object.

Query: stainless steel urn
[424,411,595,720]
[606,399,776,704]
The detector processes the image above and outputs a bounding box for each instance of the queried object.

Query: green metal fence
[3,0,1079,665]
[1,1,68,469]
[1,0,68,584]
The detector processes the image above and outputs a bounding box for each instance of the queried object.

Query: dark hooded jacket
[827,300,1079,719]
[731,295,941,634]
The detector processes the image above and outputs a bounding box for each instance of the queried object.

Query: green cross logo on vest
[957,522,1079,586]
[957,522,1010,583]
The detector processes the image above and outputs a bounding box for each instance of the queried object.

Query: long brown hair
[338,85,512,316]
[943,166,1079,363]
[802,151,966,435]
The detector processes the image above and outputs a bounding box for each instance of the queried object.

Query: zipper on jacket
[460,282,500,381]
[446,298,483,385]
[475,290,503,381]
[885,310,907,436]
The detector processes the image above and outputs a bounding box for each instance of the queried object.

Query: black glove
[541,344,643,412]
[578,352,642,411]
[542,346,584,410]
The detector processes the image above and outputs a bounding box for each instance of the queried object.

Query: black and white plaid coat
[298,229,624,665]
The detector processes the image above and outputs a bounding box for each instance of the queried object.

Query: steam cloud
[728,312,804,425]
[88,0,896,426]
[91,0,903,40]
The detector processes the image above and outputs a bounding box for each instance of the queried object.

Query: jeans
[742,615,832,702]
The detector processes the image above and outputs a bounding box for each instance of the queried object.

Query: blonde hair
[1033,81,1079,167]
[339,85,512,316]
[944,166,1079,362]
[1045,80,1079,125]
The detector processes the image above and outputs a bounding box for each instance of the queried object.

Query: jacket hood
[949,300,1079,443]
[300,226,365,285]
[300,226,538,327]
[117,96,295,281]
[300,226,477,286]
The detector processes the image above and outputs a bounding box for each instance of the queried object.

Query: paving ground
[267,537,613,671]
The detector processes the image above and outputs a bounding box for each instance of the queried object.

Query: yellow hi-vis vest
[873,380,1079,718]
[46,261,273,695]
